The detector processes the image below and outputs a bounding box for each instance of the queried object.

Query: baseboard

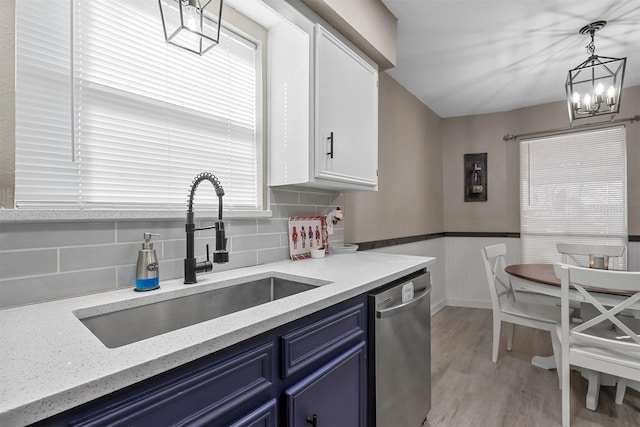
[445,298,492,310]
[431,299,447,316]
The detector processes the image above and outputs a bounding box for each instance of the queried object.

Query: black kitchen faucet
[184,172,229,284]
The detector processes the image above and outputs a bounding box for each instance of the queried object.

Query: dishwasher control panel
[401,282,414,303]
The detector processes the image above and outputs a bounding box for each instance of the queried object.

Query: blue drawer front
[281,302,365,378]
[69,342,275,426]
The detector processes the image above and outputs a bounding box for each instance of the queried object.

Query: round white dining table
[506,263,635,305]
[505,262,638,411]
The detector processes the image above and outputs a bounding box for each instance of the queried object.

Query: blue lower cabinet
[36,296,366,427]
[285,342,367,427]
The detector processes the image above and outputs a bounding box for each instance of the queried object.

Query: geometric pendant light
[565,21,626,125]
[158,0,224,56]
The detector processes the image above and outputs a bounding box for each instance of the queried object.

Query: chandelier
[565,21,626,125]
[158,0,223,56]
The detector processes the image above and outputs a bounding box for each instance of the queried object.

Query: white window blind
[520,126,628,269]
[16,0,261,210]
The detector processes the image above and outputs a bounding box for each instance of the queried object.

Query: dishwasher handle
[376,287,430,319]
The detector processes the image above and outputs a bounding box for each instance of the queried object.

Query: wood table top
[505,263,635,297]
[505,263,560,286]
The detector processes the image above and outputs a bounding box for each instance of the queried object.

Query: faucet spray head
[213,220,229,263]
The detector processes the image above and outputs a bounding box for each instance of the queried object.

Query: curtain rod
[503,114,640,141]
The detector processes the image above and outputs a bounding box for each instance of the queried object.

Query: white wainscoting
[444,237,521,309]
[368,238,640,313]
[629,241,640,271]
[370,239,446,315]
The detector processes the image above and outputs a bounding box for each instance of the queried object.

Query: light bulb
[184,3,199,32]
[572,92,580,104]
[571,92,580,111]
[594,83,604,103]
[179,0,202,52]
[583,93,591,109]
[595,83,604,96]
[606,86,616,106]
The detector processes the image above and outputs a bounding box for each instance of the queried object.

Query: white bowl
[310,248,326,259]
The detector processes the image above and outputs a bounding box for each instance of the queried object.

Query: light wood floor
[427,307,640,427]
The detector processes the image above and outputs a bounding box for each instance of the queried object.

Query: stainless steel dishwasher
[368,269,431,427]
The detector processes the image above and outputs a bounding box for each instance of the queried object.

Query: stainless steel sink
[77,275,322,348]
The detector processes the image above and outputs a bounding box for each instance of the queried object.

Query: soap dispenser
[135,233,160,291]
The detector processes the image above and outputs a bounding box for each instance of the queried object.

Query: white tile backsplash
[0,269,117,307]
[0,187,344,308]
[60,243,140,272]
[0,222,115,250]
[0,249,58,279]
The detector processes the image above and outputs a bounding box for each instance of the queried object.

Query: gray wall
[344,72,444,243]
[345,81,639,242]
[442,85,640,234]
[0,187,344,308]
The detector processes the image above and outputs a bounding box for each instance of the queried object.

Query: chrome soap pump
[135,233,160,291]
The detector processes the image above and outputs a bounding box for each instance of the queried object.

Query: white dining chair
[556,242,626,269]
[555,263,640,427]
[482,244,562,376]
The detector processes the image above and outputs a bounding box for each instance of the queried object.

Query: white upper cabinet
[269,18,379,191]
[314,25,378,189]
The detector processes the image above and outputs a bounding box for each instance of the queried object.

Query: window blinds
[16,0,260,210]
[520,126,628,268]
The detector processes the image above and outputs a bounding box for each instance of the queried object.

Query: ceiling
[381,0,640,118]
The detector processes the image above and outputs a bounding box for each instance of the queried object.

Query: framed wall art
[288,215,328,260]
[464,153,487,202]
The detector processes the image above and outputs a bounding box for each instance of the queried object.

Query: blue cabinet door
[285,342,366,427]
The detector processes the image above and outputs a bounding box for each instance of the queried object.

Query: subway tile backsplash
[0,269,117,308]
[0,187,344,308]
[0,249,58,279]
[0,222,116,250]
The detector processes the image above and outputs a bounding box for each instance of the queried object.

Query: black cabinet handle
[306,414,318,427]
[327,132,334,159]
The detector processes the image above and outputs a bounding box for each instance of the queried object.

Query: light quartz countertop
[0,251,435,426]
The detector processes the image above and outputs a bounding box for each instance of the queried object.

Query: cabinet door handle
[306,413,318,427]
[327,132,334,159]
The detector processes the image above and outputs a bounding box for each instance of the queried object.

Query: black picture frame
[464,153,487,202]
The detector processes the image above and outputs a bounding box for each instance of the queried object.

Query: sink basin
[77,275,323,348]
